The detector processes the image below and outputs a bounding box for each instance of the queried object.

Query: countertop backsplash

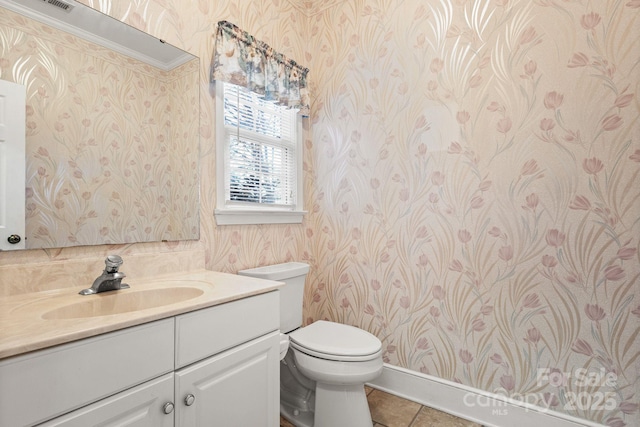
[0,248,205,297]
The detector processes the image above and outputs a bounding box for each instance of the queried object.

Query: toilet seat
[289,320,382,362]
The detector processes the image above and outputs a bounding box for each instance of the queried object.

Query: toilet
[238,262,383,427]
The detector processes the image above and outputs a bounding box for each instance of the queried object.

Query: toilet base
[281,382,372,427]
[281,401,314,427]
[314,382,372,427]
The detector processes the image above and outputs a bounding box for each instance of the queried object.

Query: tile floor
[280,387,483,427]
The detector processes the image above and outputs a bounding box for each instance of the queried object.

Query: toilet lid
[289,320,381,360]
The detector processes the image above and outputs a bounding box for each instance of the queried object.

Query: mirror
[0,0,200,250]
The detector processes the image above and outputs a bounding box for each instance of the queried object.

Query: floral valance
[211,20,310,117]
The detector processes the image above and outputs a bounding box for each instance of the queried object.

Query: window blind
[222,83,297,207]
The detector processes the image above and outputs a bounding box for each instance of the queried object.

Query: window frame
[214,80,306,225]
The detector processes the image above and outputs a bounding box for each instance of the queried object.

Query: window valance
[211,20,310,117]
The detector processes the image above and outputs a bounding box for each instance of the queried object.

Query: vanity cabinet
[0,291,280,427]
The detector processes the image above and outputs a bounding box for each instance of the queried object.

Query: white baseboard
[367,364,603,427]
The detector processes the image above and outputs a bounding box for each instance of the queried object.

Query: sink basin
[42,287,204,320]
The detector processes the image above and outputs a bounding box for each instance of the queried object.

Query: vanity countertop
[0,269,282,359]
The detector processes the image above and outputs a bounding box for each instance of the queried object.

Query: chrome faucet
[79,255,130,295]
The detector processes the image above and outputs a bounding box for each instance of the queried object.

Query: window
[215,81,305,225]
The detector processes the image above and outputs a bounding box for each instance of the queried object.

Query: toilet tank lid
[289,320,381,357]
[238,262,310,281]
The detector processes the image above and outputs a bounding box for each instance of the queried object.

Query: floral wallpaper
[0,8,199,248]
[303,0,639,426]
[0,2,308,269]
[0,0,637,426]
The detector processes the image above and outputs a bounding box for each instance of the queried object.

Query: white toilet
[239,262,383,427]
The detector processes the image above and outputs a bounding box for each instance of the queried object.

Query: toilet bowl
[238,263,383,427]
[286,320,383,427]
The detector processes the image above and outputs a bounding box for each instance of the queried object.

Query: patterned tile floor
[280,387,483,427]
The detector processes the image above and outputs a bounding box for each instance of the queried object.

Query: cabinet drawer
[0,319,174,427]
[39,373,174,427]
[175,291,279,368]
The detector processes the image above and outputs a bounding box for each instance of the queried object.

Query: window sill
[214,209,306,225]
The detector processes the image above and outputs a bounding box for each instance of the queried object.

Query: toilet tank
[238,262,310,333]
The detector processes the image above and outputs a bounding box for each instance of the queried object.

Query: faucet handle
[105,255,124,273]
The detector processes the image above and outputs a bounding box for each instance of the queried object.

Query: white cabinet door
[39,373,175,427]
[175,331,280,427]
[0,79,26,250]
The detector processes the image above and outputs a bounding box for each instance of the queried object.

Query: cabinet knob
[7,234,21,244]
[184,393,196,406]
[163,402,175,414]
